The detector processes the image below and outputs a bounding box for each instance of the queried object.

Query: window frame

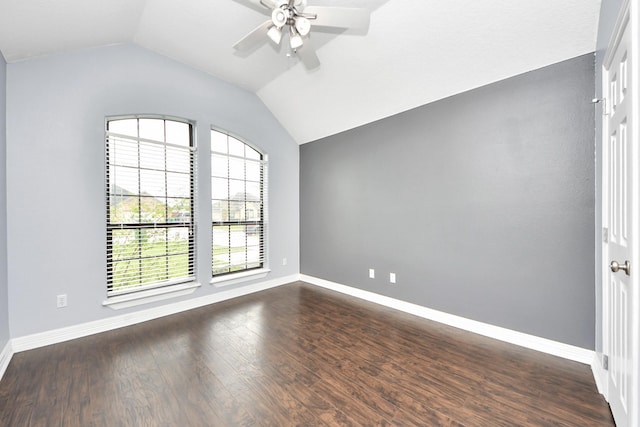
[210,128,268,282]
[105,115,197,299]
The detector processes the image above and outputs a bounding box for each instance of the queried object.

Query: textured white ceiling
[0,0,601,144]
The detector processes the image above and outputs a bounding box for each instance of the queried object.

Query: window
[211,129,266,277]
[106,117,195,296]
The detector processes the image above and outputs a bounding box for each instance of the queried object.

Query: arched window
[211,129,266,276]
[106,116,195,295]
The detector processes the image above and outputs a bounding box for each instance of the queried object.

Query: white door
[603,1,638,426]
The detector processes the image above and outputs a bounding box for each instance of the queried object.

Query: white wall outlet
[389,273,396,284]
[369,269,375,279]
[282,257,287,266]
[57,294,67,308]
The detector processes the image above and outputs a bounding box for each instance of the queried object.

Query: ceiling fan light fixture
[294,17,311,36]
[271,8,287,28]
[289,26,303,49]
[267,25,283,44]
[234,0,371,69]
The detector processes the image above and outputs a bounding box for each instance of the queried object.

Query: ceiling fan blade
[231,0,273,15]
[233,20,273,51]
[296,39,320,70]
[303,6,370,31]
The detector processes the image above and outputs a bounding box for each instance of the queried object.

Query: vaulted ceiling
[0,0,601,144]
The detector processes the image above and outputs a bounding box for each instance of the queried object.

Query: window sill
[210,268,271,288]
[102,282,201,310]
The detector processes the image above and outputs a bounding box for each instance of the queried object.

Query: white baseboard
[591,353,609,397]
[300,274,594,365]
[5,273,595,376]
[0,340,13,381]
[11,274,297,353]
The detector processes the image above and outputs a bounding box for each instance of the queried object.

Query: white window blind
[211,129,267,276]
[106,117,196,296]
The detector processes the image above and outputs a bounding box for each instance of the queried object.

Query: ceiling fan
[233,0,371,69]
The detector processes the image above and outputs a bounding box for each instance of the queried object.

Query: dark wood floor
[0,282,614,426]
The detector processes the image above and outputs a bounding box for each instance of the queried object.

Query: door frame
[600,0,639,425]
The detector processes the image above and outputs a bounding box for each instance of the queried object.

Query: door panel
[604,3,636,426]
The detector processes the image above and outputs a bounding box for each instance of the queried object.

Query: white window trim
[103,281,201,310]
[210,128,268,278]
[105,115,197,299]
[210,268,271,288]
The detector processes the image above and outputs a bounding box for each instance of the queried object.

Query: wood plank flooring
[0,282,614,426]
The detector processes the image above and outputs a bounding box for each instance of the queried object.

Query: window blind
[106,117,196,296]
[211,130,267,276]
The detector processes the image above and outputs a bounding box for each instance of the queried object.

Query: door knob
[610,260,631,276]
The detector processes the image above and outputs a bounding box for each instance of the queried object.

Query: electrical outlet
[282,258,287,266]
[57,294,67,308]
[369,269,375,279]
[389,273,396,284]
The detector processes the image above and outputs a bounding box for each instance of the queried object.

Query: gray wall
[301,54,595,349]
[594,0,625,358]
[6,44,299,337]
[0,52,8,349]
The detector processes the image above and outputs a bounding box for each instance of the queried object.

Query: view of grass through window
[211,130,265,276]
[106,117,195,294]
